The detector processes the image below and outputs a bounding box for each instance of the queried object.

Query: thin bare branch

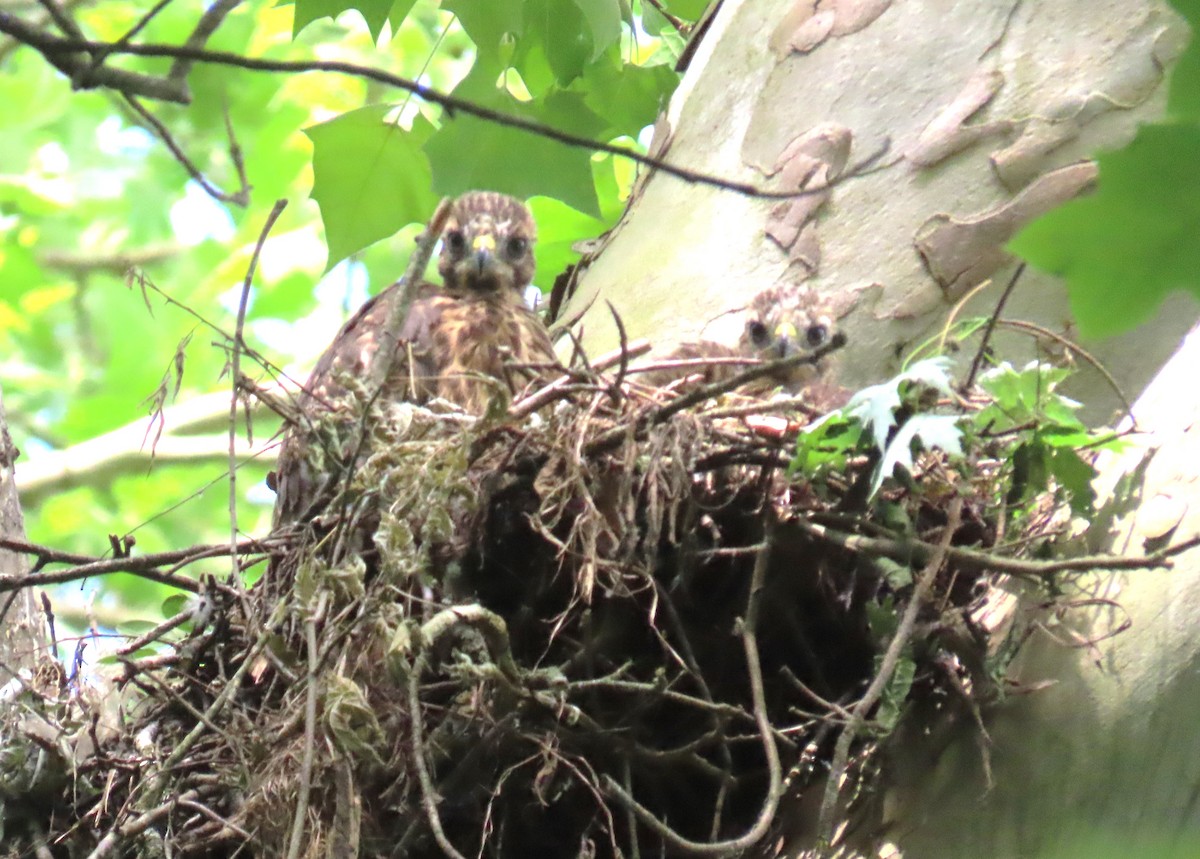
[122,94,249,205]
[229,200,287,582]
[0,537,284,594]
[0,20,892,199]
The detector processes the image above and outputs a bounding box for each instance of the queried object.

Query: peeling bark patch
[914,162,1097,299]
[909,69,1011,168]
[991,14,1183,191]
[769,0,892,56]
[764,124,852,273]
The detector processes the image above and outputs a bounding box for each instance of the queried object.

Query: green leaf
[663,0,711,19]
[304,106,438,269]
[293,0,398,41]
[874,651,916,731]
[570,0,622,61]
[577,58,678,138]
[520,0,592,84]
[444,0,525,65]
[1006,440,1051,507]
[1051,448,1097,515]
[388,0,420,32]
[876,557,913,589]
[1168,0,1200,120]
[1010,122,1200,338]
[161,593,192,618]
[527,196,609,290]
[424,93,603,215]
[790,414,863,476]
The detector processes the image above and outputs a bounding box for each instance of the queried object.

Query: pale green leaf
[293,0,397,41]
[304,105,437,268]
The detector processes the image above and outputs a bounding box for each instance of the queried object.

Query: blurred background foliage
[0,0,705,632]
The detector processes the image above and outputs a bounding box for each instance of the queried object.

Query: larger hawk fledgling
[272,191,556,524]
[642,284,838,395]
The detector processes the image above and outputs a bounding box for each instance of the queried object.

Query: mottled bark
[0,383,46,684]
[563,0,1197,421]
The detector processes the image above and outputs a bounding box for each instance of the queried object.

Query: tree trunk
[884,321,1200,858]
[0,383,45,686]
[562,0,1196,420]
[561,0,1200,854]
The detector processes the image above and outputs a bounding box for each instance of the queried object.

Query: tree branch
[0,19,890,200]
[0,13,189,102]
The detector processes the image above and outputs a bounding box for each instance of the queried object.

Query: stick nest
[5,365,1075,859]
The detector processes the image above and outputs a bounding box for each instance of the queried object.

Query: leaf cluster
[792,357,1121,522]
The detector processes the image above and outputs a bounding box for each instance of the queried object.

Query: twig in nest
[602,521,783,854]
[963,263,1024,391]
[507,339,652,419]
[797,520,1200,579]
[116,606,194,655]
[995,317,1136,423]
[587,331,848,457]
[0,537,284,594]
[815,497,963,846]
[605,300,632,398]
[230,200,287,586]
[285,591,328,859]
[144,626,278,806]
[85,790,200,859]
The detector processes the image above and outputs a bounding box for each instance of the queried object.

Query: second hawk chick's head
[438,191,537,295]
[739,285,836,386]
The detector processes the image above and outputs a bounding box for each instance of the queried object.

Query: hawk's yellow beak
[471,233,496,277]
[773,321,798,357]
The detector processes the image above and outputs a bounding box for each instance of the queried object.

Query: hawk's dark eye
[805,323,829,348]
[747,320,770,346]
[445,230,467,255]
[505,236,529,259]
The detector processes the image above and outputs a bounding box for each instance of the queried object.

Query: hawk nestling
[644,284,838,394]
[272,191,556,524]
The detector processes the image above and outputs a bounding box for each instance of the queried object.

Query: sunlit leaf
[293,0,399,41]
[304,105,437,268]
[874,414,963,496]
[527,196,609,290]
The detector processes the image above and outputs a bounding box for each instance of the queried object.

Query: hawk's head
[438,191,537,295]
[739,285,835,375]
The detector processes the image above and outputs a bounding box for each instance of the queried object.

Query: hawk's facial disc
[741,285,835,361]
[438,191,537,294]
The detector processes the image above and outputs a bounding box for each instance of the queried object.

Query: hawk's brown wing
[298,280,441,408]
[273,283,556,525]
[272,280,438,525]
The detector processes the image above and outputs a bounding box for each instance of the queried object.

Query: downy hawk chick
[643,284,838,395]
